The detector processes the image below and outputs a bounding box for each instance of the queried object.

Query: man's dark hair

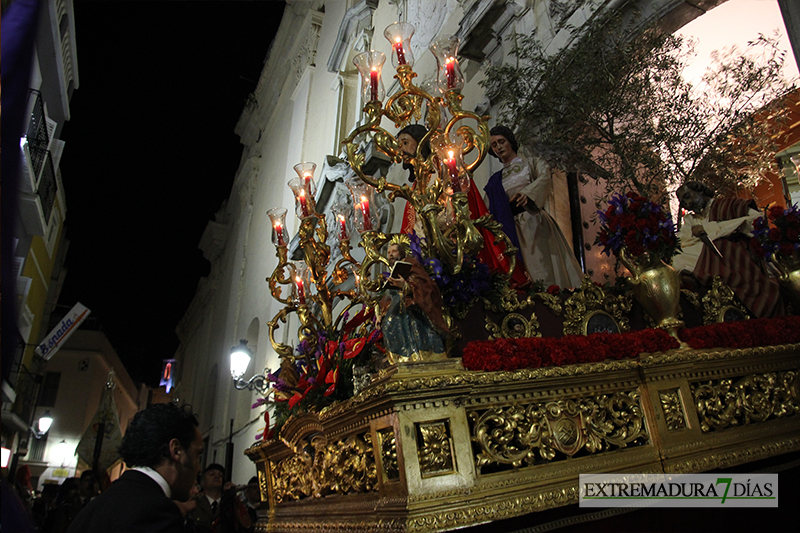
[679,180,715,199]
[203,463,225,476]
[397,124,431,158]
[79,470,93,481]
[118,403,198,468]
[489,125,519,158]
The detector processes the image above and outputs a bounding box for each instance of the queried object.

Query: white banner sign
[35,302,91,360]
[579,473,778,508]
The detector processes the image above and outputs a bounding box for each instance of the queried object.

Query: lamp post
[229,340,272,394]
[32,410,53,439]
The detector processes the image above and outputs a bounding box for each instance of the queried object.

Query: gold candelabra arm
[268,307,298,360]
[443,92,490,174]
[268,246,296,305]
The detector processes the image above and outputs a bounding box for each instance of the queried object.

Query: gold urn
[772,250,800,309]
[619,248,684,338]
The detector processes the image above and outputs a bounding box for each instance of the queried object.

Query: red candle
[360,195,372,230]
[370,67,379,101]
[295,276,306,305]
[338,214,348,240]
[274,222,286,246]
[445,57,456,88]
[298,188,308,217]
[394,38,406,65]
[446,150,461,192]
[303,172,313,194]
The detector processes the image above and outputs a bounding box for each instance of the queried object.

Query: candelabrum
[265,23,516,370]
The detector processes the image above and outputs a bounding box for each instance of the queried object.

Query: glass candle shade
[429,36,464,92]
[292,262,312,306]
[293,162,317,197]
[353,51,386,103]
[332,203,351,242]
[384,22,415,69]
[346,177,379,233]
[430,133,469,193]
[268,207,289,247]
[288,177,315,219]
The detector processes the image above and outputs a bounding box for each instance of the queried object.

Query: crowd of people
[2,403,263,533]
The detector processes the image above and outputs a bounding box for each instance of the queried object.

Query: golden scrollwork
[658,389,687,431]
[378,428,400,482]
[416,420,456,477]
[271,432,378,503]
[562,276,632,336]
[484,311,541,340]
[690,370,799,432]
[469,392,648,472]
[701,276,750,325]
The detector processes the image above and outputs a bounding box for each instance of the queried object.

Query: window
[38,372,61,408]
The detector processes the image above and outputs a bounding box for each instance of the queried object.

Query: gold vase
[619,248,684,339]
[772,250,800,309]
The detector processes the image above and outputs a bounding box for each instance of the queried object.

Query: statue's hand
[691,224,707,238]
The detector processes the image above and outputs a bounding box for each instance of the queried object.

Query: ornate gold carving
[484,311,541,340]
[416,420,456,477]
[562,276,632,336]
[378,428,399,481]
[702,276,750,325]
[658,389,687,431]
[271,432,377,502]
[469,392,648,472]
[691,370,799,432]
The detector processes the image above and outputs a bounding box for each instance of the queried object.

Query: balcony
[19,91,58,236]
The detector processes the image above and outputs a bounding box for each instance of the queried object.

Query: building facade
[2,0,79,479]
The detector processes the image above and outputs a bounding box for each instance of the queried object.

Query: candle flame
[446,56,454,64]
[371,66,377,72]
[295,276,302,284]
[361,195,368,202]
[299,189,305,197]
[395,37,401,44]
[338,214,345,221]
[303,172,311,178]
[448,150,455,159]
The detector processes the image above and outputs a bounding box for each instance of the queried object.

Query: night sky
[58,1,286,386]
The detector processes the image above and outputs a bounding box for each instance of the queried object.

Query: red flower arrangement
[595,192,680,261]
[678,316,800,349]
[751,204,800,259]
[463,316,800,373]
[463,329,680,371]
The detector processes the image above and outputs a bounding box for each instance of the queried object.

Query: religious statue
[377,240,449,363]
[484,126,583,288]
[673,180,782,317]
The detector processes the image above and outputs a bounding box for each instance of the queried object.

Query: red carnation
[546,285,560,295]
[786,227,799,241]
[768,205,784,220]
[769,228,783,242]
[779,242,795,256]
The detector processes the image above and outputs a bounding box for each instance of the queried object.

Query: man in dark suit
[67,403,203,533]
[187,464,225,532]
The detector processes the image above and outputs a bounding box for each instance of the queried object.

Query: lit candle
[394,38,406,65]
[338,214,348,240]
[445,149,460,191]
[274,222,286,246]
[370,67,379,101]
[303,172,313,194]
[360,195,372,230]
[295,276,306,305]
[298,188,308,217]
[445,57,456,88]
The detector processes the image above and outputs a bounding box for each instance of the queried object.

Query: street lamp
[32,411,53,439]
[230,340,270,394]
